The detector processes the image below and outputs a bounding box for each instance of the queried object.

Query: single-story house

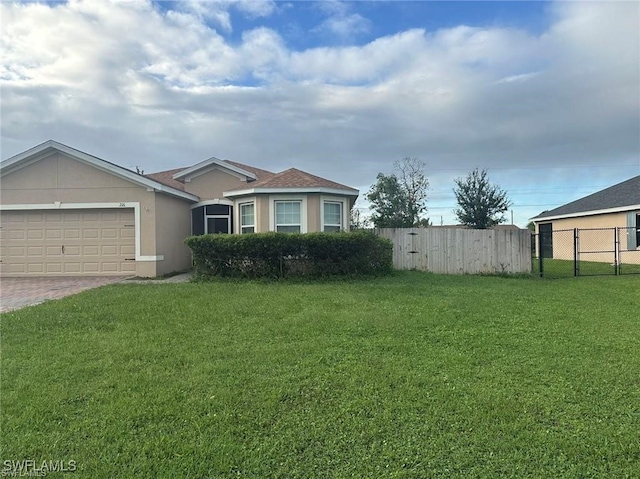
[530,174,640,262]
[0,140,359,277]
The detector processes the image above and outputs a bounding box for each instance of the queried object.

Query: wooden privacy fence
[375,228,532,275]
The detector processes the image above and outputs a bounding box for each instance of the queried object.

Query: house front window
[275,201,301,233]
[323,201,343,232]
[191,202,233,235]
[240,202,255,234]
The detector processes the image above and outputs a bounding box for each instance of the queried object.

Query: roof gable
[533,175,640,220]
[1,140,198,202]
[172,157,260,182]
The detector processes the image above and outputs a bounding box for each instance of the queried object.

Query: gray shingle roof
[532,174,640,220]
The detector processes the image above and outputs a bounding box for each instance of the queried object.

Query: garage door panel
[1,208,137,276]
[64,246,81,256]
[84,245,100,255]
[45,263,62,273]
[101,245,118,256]
[101,212,119,221]
[101,228,118,239]
[101,262,118,272]
[9,246,25,257]
[28,230,44,240]
[8,213,26,223]
[83,262,100,273]
[29,263,46,273]
[46,246,62,256]
[27,246,44,257]
[64,263,81,273]
[9,264,25,273]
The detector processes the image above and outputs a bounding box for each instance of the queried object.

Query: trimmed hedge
[185,231,393,279]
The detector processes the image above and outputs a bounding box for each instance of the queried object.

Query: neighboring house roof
[224,168,359,198]
[0,140,199,202]
[532,175,640,221]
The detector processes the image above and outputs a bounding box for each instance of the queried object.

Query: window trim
[269,196,307,233]
[204,203,231,234]
[239,201,256,234]
[321,196,347,232]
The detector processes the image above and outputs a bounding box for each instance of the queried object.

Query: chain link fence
[532,227,640,278]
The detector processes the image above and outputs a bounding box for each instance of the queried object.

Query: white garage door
[0,209,136,276]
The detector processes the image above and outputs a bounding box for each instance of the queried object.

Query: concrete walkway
[0,272,192,313]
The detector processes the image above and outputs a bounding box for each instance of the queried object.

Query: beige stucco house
[0,140,358,277]
[531,175,640,263]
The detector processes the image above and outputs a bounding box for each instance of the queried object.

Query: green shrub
[184,231,393,280]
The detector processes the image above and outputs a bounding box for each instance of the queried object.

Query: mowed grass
[533,257,640,278]
[1,273,639,478]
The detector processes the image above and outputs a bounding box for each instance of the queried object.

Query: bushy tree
[453,168,511,229]
[366,157,429,228]
[349,207,370,230]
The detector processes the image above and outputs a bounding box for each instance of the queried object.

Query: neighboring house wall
[535,211,639,263]
[536,212,630,231]
[183,168,246,199]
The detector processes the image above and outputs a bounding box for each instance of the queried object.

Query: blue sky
[2,0,639,226]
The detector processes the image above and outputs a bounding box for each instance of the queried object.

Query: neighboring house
[0,140,358,277]
[530,175,640,262]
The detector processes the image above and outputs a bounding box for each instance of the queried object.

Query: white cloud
[310,0,371,40]
[314,13,371,39]
[176,0,277,32]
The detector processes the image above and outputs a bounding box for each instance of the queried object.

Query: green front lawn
[1,273,639,478]
[533,257,640,278]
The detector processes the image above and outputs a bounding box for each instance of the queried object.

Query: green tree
[366,157,429,228]
[349,206,370,230]
[453,168,511,229]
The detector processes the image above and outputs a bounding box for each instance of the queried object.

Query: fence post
[573,228,579,277]
[614,227,619,276]
[538,233,544,277]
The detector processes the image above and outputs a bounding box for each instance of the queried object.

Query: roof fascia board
[1,140,199,202]
[0,140,59,173]
[531,204,640,222]
[224,187,360,198]
[173,157,257,181]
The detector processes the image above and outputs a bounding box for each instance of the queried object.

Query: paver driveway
[0,276,129,313]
